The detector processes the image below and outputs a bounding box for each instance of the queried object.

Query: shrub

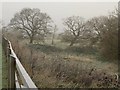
[99,16,118,61]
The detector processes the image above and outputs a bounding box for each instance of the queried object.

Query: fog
[2,2,117,33]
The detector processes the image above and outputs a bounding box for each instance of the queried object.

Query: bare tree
[63,16,86,46]
[99,14,118,60]
[87,11,118,60]
[9,8,52,44]
[87,16,109,41]
[51,24,57,45]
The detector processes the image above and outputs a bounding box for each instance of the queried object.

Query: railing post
[9,55,16,89]
[8,48,11,89]
[2,37,8,57]
[3,37,38,89]
[7,45,11,62]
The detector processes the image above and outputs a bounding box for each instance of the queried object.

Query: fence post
[7,46,10,61]
[9,55,16,89]
[8,48,11,89]
[2,37,8,57]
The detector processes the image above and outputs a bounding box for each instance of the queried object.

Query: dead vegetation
[4,34,119,88]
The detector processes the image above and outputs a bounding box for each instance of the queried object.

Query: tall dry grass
[4,33,119,88]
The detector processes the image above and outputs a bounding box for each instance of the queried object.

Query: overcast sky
[1,2,118,33]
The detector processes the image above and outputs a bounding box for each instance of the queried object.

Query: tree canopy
[9,8,52,43]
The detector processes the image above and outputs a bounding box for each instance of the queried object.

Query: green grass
[29,43,97,56]
[0,44,2,89]
[2,47,8,88]
[28,44,62,54]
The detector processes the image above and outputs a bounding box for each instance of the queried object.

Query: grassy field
[30,40,117,74]
[8,38,118,88]
[26,39,118,88]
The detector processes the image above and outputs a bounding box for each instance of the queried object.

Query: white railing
[2,37,38,90]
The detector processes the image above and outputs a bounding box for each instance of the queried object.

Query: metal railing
[2,37,38,90]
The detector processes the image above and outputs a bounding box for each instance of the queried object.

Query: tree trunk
[52,34,55,45]
[51,25,56,45]
[69,41,75,46]
[29,37,33,44]
[69,38,77,46]
[30,49,34,77]
[69,40,76,46]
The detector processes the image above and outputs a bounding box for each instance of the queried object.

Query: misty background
[1,2,117,33]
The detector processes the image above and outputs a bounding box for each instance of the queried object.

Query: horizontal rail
[3,37,38,89]
[9,41,37,89]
